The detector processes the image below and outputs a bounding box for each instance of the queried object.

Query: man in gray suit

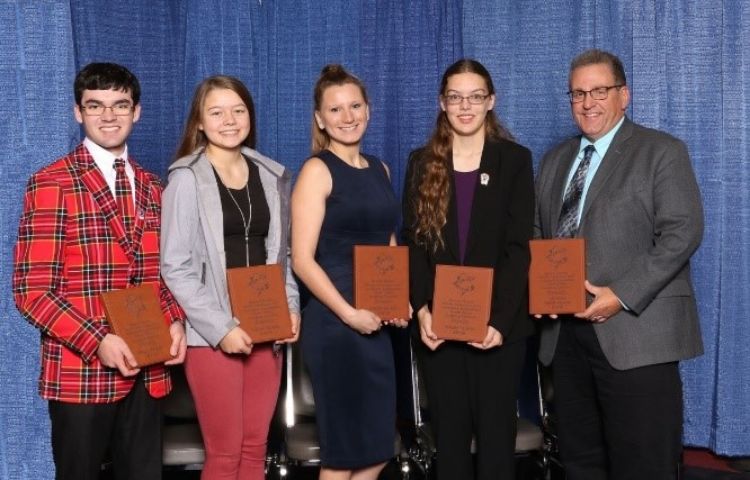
[535,49,704,479]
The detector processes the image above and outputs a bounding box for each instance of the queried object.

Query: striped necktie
[556,145,595,238]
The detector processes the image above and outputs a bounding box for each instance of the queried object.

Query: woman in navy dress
[291,64,407,480]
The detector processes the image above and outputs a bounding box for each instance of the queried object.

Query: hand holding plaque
[431,265,493,342]
[528,238,586,315]
[353,245,409,320]
[227,264,293,343]
[100,284,173,367]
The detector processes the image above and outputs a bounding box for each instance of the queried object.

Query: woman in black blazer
[402,59,535,480]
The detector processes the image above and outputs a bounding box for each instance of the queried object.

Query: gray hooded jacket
[161,147,299,347]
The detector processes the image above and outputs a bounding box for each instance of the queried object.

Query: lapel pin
[480,173,490,186]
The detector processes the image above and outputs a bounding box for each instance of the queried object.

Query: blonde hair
[311,64,369,154]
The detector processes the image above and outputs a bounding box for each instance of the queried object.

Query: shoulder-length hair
[174,75,256,160]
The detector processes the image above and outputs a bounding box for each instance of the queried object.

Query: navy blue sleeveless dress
[300,150,398,468]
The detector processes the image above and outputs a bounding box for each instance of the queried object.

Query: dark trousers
[48,376,163,480]
[552,319,683,480]
[416,338,526,480]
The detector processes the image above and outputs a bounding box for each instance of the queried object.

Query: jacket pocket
[654,279,692,298]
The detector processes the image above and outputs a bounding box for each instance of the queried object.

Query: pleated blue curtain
[355,0,464,193]
[182,0,261,157]
[462,0,635,155]
[2,2,749,477]
[0,3,77,478]
[685,0,750,454]
[463,0,750,455]
[69,0,187,175]
[180,0,463,182]
[628,0,729,452]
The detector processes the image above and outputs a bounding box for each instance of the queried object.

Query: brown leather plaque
[529,238,586,314]
[100,284,173,367]
[353,245,409,320]
[226,264,293,343]
[431,265,493,342]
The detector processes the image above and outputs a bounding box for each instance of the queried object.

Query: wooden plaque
[529,238,586,314]
[431,265,493,342]
[226,264,293,343]
[100,284,173,367]
[353,245,409,320]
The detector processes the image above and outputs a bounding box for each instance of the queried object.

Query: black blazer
[402,139,535,342]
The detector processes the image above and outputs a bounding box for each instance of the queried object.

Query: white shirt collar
[83,138,136,200]
[83,137,129,168]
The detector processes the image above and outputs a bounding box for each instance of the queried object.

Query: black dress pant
[416,338,526,480]
[552,318,683,480]
[48,375,163,480]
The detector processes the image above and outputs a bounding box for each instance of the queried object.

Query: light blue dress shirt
[562,116,629,309]
[563,116,626,225]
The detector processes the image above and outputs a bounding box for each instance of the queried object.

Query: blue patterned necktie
[556,145,595,238]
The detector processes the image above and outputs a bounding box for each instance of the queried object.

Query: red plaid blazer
[13,144,185,403]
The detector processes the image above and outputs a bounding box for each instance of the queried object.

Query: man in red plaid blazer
[12,63,186,480]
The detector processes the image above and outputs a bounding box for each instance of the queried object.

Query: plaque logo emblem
[546,246,569,269]
[247,273,270,295]
[453,274,476,296]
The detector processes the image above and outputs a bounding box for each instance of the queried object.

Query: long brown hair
[412,59,514,250]
[311,64,369,155]
[174,75,256,160]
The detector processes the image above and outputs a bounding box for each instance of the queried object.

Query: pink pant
[185,345,282,480]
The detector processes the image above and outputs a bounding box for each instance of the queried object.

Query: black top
[402,139,535,342]
[213,158,270,268]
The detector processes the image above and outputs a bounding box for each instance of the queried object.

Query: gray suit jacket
[535,118,704,370]
[160,147,299,347]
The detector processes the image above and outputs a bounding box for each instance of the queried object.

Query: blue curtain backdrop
[1,1,748,477]
[461,0,750,453]
[1,2,78,478]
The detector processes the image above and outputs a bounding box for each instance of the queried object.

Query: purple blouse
[453,169,479,263]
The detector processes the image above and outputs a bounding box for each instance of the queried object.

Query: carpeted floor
[158,455,750,480]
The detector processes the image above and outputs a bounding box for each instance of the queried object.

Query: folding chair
[162,366,205,470]
[536,362,563,477]
[269,343,409,478]
[407,339,554,479]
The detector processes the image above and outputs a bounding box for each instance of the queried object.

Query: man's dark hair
[569,49,627,86]
[74,63,140,105]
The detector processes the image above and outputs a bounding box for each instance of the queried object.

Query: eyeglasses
[567,85,623,103]
[443,93,490,105]
[80,102,135,116]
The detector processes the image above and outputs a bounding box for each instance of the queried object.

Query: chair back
[283,343,316,426]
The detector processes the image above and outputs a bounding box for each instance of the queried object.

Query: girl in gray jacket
[161,76,299,480]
